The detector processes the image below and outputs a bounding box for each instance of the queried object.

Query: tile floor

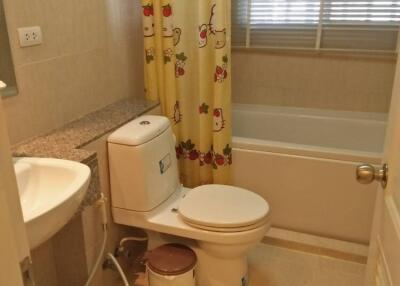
[248,243,366,286]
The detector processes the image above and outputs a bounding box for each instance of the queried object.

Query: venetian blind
[232,0,400,52]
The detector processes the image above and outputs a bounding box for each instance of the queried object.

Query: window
[232,0,400,52]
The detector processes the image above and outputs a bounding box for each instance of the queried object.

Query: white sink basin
[14,157,91,249]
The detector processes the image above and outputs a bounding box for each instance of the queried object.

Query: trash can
[147,243,197,286]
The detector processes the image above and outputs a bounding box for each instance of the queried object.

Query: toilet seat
[178,185,270,233]
[181,215,271,232]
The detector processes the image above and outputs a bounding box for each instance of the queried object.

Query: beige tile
[3,0,62,65]
[117,0,142,44]
[317,255,365,276]
[16,58,64,131]
[264,228,369,264]
[313,256,365,286]
[2,0,145,145]
[248,243,366,286]
[56,48,113,124]
[56,0,107,56]
[232,50,396,112]
[2,88,35,143]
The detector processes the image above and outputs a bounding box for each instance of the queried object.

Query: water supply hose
[84,194,130,286]
[106,253,130,286]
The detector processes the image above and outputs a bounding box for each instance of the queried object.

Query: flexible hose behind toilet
[84,194,130,286]
[106,253,130,285]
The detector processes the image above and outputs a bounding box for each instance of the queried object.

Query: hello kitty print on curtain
[141,0,232,187]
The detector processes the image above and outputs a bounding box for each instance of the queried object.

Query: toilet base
[194,247,248,286]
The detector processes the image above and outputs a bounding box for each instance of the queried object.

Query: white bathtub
[232,104,387,244]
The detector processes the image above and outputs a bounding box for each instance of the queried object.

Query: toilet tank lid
[107,115,170,146]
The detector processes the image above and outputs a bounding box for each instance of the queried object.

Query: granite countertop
[12,97,158,162]
[12,96,159,207]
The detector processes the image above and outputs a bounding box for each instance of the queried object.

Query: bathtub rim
[233,103,388,122]
[232,136,382,164]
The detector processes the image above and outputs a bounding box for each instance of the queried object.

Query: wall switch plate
[17,26,42,47]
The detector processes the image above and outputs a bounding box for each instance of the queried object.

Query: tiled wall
[1,0,145,144]
[232,50,396,113]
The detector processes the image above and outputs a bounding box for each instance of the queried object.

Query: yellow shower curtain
[141,0,232,187]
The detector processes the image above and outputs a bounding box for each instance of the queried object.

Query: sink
[14,157,91,250]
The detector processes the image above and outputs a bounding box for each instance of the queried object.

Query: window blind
[232,0,400,52]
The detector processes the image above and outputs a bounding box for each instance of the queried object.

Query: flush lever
[356,163,388,188]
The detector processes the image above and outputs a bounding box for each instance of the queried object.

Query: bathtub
[232,104,387,244]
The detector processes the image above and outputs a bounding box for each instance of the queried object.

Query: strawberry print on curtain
[141,0,232,187]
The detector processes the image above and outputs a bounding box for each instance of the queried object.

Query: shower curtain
[141,0,232,187]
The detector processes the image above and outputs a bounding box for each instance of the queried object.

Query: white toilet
[107,115,271,286]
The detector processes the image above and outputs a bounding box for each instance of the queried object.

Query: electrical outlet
[17,26,42,47]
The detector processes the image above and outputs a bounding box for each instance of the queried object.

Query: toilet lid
[178,185,269,229]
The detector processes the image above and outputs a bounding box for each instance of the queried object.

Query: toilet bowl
[108,115,271,286]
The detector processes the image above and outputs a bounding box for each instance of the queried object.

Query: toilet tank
[107,115,180,212]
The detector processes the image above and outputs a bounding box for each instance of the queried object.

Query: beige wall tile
[56,0,108,56]
[1,0,145,144]
[233,50,396,112]
[248,243,366,286]
[3,0,62,65]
